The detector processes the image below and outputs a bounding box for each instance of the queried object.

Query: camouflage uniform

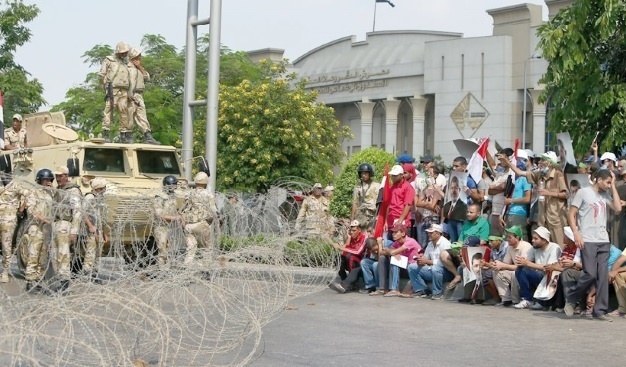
[129,60,152,134]
[180,188,217,264]
[82,191,107,271]
[53,184,82,279]
[353,181,381,229]
[24,187,54,282]
[4,128,27,150]
[99,51,132,133]
[295,195,329,236]
[0,181,28,281]
[153,191,181,265]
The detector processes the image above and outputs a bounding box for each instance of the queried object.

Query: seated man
[408,223,453,300]
[513,226,562,310]
[609,247,626,318]
[550,226,583,312]
[332,220,367,282]
[329,238,378,294]
[492,226,532,307]
[370,224,421,297]
[476,235,509,305]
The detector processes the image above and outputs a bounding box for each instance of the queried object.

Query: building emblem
[450,92,489,138]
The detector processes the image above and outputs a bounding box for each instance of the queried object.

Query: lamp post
[522,55,541,148]
[373,0,395,32]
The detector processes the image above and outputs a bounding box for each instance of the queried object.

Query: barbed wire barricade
[0,176,342,366]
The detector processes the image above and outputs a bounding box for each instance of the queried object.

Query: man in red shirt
[386,164,415,237]
[332,220,367,282]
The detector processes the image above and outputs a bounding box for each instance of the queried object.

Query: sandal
[607,310,626,317]
[383,290,400,297]
[369,289,386,296]
[398,292,412,298]
[446,276,462,290]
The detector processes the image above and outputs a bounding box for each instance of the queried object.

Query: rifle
[105,82,115,123]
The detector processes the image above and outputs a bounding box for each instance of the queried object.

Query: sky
[15,0,548,108]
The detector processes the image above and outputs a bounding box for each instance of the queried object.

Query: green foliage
[329,147,396,219]
[0,0,45,124]
[197,60,352,192]
[537,0,626,153]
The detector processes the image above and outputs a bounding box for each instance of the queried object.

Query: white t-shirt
[423,237,452,267]
[527,242,561,265]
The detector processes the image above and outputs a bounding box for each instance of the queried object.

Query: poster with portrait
[443,171,468,207]
[556,132,577,169]
[461,246,487,300]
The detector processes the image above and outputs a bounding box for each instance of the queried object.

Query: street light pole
[522,55,541,149]
[373,0,395,32]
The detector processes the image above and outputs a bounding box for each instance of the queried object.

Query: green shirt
[460,217,490,242]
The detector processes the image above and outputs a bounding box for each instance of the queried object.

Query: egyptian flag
[467,137,489,184]
[373,163,391,238]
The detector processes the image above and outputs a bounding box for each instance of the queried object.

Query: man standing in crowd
[98,41,131,143]
[504,151,532,240]
[81,177,108,274]
[154,175,184,266]
[3,113,27,150]
[180,172,218,264]
[565,169,622,321]
[385,165,414,234]
[501,151,568,246]
[452,156,483,204]
[491,226,532,307]
[0,179,27,282]
[440,175,467,243]
[295,183,330,238]
[351,163,380,231]
[128,47,160,145]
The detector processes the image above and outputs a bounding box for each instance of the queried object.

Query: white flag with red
[467,137,489,184]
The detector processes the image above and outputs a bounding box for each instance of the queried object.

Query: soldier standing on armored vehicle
[81,177,108,274]
[154,175,185,266]
[180,172,217,264]
[51,166,82,292]
[3,113,27,150]
[24,169,55,293]
[128,48,160,145]
[98,41,132,144]
[0,180,28,283]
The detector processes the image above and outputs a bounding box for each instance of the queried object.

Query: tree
[197,60,352,192]
[0,0,45,124]
[329,147,395,219]
[537,0,626,153]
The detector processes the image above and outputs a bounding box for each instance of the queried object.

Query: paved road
[251,288,624,367]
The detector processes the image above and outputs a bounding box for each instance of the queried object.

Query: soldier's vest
[130,65,146,92]
[105,56,131,89]
[31,188,54,223]
[55,184,81,222]
[84,193,106,230]
[154,193,179,226]
[181,190,215,224]
[0,183,21,214]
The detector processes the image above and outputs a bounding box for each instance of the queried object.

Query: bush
[329,147,396,219]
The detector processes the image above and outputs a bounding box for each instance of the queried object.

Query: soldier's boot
[143,131,161,145]
[25,281,41,293]
[102,129,111,143]
[1,270,9,283]
[119,132,128,144]
[125,132,134,144]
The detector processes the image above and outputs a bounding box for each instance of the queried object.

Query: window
[137,150,181,175]
[83,148,125,173]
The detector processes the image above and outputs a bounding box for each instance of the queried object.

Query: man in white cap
[81,177,108,274]
[295,183,329,237]
[386,164,415,237]
[501,151,568,246]
[330,220,367,292]
[503,150,532,239]
[512,226,561,309]
[599,152,618,174]
[407,223,452,299]
[179,171,218,264]
[3,113,27,150]
[549,226,583,312]
[565,168,622,321]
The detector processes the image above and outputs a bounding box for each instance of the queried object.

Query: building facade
[251,1,570,163]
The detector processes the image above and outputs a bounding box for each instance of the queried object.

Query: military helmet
[115,41,131,54]
[36,168,55,184]
[194,172,209,185]
[90,177,108,190]
[163,175,178,187]
[129,47,142,59]
[357,163,374,177]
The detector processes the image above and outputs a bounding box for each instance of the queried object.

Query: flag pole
[372,0,377,32]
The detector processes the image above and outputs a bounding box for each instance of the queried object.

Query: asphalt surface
[250,288,625,367]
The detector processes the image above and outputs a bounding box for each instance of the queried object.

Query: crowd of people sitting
[327,140,626,322]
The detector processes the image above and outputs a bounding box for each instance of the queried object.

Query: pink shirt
[387,179,415,227]
[392,237,421,264]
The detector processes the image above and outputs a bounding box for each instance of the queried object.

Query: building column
[409,97,428,157]
[530,89,546,153]
[383,97,401,154]
[357,99,376,149]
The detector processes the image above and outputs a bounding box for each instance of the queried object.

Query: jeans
[515,266,544,302]
[360,258,378,290]
[377,255,401,291]
[408,263,454,295]
[443,219,463,243]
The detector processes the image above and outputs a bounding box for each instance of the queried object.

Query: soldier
[52,166,82,290]
[98,41,132,143]
[81,177,108,273]
[221,192,239,236]
[295,183,329,237]
[351,163,381,230]
[128,48,160,145]
[24,169,55,292]
[3,113,27,150]
[153,175,184,266]
[180,172,217,264]
[0,180,28,283]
